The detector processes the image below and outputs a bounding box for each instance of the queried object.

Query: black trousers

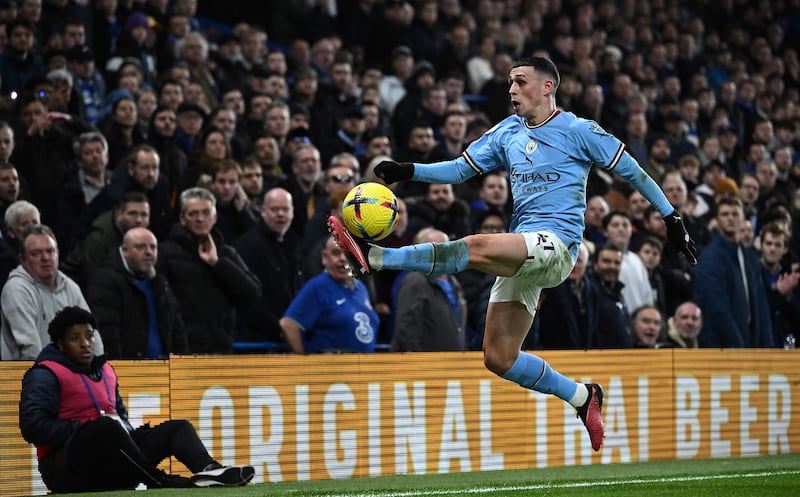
[39,416,215,493]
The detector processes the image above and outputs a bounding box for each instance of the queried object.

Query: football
[341,182,400,241]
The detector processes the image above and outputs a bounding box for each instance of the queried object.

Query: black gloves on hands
[373,160,414,184]
[664,210,697,265]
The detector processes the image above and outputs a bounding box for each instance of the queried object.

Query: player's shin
[373,240,469,275]
[500,352,581,403]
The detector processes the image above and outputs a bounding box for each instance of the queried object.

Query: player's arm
[375,119,507,184]
[374,156,479,185]
[613,150,697,264]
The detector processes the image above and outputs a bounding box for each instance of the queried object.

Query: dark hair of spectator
[593,242,624,263]
[601,209,631,230]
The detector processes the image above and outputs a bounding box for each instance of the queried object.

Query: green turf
[29,453,800,497]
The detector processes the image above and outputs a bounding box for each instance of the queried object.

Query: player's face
[508,66,550,121]
[57,323,95,368]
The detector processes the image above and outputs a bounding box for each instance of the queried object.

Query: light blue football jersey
[413,110,674,261]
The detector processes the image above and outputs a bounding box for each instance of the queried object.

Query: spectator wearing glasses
[279,125,312,173]
[304,163,356,246]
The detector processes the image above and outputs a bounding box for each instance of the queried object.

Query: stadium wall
[2,349,797,496]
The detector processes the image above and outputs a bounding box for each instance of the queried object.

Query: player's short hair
[512,56,560,90]
[48,306,97,342]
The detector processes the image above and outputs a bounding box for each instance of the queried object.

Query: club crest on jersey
[588,122,608,135]
[525,139,538,154]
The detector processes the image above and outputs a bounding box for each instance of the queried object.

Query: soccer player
[329,57,697,452]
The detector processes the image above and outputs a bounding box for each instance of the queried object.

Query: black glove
[374,160,414,184]
[664,209,697,265]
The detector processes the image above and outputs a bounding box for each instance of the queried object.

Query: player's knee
[463,234,487,254]
[483,347,514,376]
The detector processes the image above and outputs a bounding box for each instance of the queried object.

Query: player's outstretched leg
[576,383,605,451]
[328,216,371,278]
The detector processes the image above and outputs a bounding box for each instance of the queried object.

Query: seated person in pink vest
[19,306,254,492]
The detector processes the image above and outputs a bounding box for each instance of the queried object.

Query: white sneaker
[191,465,255,487]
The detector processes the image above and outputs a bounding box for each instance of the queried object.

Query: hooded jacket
[0,267,103,360]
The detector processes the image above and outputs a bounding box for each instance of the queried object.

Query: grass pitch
[31,453,800,497]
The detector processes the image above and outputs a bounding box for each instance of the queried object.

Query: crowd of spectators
[0,0,798,358]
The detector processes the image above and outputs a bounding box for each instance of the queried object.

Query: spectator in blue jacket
[695,197,773,347]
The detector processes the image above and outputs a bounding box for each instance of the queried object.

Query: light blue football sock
[372,240,469,275]
[500,352,579,402]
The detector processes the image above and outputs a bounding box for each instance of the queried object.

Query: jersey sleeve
[570,119,625,170]
[412,118,512,184]
[571,118,674,216]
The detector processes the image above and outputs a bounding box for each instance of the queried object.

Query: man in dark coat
[87,227,187,359]
[61,192,150,291]
[587,244,633,348]
[695,197,773,347]
[233,187,307,343]
[156,187,261,354]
